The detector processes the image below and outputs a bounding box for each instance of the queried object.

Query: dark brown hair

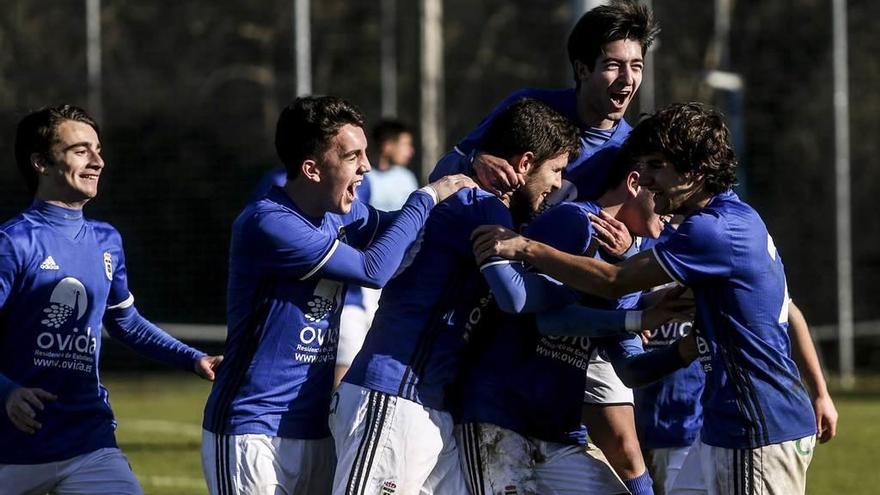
[275,95,366,179]
[15,105,100,193]
[622,102,738,194]
[480,98,580,167]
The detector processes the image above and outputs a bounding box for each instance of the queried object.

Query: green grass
[105,372,880,494]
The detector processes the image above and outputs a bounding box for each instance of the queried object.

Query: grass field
[106,372,880,495]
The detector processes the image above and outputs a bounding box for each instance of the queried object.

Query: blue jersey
[344,188,512,410]
[249,168,373,309]
[634,228,705,450]
[204,186,433,439]
[433,88,631,200]
[0,202,202,464]
[459,201,642,444]
[651,190,815,449]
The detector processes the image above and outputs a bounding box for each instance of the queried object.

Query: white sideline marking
[141,475,206,489]
[123,419,202,439]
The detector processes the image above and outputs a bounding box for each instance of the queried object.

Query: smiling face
[577,38,644,129]
[36,120,104,207]
[637,152,704,216]
[316,123,371,214]
[515,152,568,214]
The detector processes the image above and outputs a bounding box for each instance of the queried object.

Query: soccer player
[430,2,661,487]
[457,147,683,495]
[201,96,474,494]
[247,165,374,389]
[432,0,658,205]
[0,105,222,494]
[473,102,819,494]
[331,98,580,495]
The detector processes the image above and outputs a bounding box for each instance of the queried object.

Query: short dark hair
[372,119,411,146]
[15,105,99,193]
[622,102,738,194]
[275,96,366,179]
[567,0,659,83]
[480,98,580,167]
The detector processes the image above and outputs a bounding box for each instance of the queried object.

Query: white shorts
[329,383,467,495]
[337,289,381,368]
[457,422,629,495]
[645,445,693,495]
[201,430,334,495]
[0,447,142,495]
[669,436,815,495]
[583,348,634,405]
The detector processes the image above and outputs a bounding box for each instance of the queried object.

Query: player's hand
[641,301,694,333]
[471,225,530,264]
[641,286,695,331]
[426,174,479,203]
[473,152,523,196]
[814,393,838,443]
[194,355,224,381]
[588,211,633,258]
[4,387,57,434]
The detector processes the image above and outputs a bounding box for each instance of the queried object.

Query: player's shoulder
[503,87,576,117]
[0,211,33,238]
[87,218,124,244]
[534,200,596,227]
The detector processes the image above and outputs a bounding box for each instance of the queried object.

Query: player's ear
[300,159,320,182]
[511,151,535,175]
[31,153,49,175]
[574,60,591,82]
[625,170,641,197]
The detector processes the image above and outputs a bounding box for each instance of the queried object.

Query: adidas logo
[39,256,60,270]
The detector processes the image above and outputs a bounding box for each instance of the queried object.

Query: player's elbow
[493,290,528,314]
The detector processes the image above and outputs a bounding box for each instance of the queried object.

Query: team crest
[380,480,397,494]
[103,252,113,280]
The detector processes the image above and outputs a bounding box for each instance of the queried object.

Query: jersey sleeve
[524,203,591,255]
[341,199,383,250]
[314,190,436,288]
[0,232,19,308]
[651,211,733,285]
[105,229,134,310]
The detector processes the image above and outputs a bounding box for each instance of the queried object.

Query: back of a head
[479,98,580,167]
[275,95,366,179]
[567,0,659,80]
[15,104,99,194]
[622,102,738,194]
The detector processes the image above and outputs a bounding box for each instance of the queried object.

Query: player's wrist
[418,185,439,206]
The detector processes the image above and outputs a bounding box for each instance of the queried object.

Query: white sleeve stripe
[651,247,684,285]
[107,293,135,310]
[300,239,340,281]
[479,259,514,271]
[453,146,467,157]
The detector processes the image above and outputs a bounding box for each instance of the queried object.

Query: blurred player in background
[331,98,580,495]
[201,95,473,494]
[431,1,661,492]
[473,102,820,495]
[369,119,420,212]
[0,105,222,494]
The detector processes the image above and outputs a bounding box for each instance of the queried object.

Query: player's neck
[575,89,615,130]
[284,180,326,219]
[34,191,89,210]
